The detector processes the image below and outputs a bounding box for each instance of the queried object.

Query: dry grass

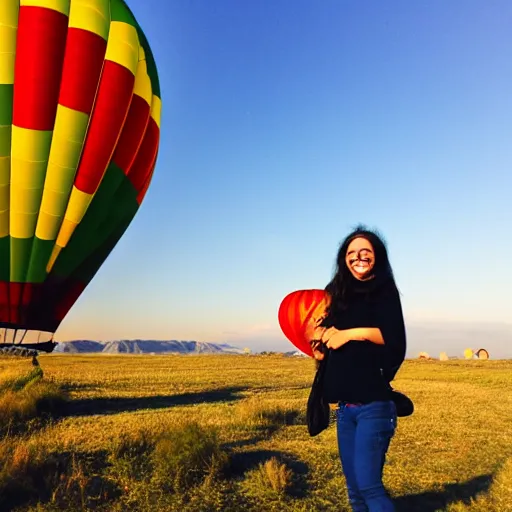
[0,354,510,511]
[0,357,68,435]
[256,457,293,494]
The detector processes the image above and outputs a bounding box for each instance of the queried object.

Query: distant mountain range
[54,340,246,355]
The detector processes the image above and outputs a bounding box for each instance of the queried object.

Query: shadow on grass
[223,433,272,451]
[222,410,305,452]
[1,449,120,512]
[62,386,248,417]
[227,449,311,498]
[394,473,493,512]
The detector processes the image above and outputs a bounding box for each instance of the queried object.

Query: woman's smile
[345,237,375,280]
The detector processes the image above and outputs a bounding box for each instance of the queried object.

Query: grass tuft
[151,422,228,492]
[259,457,294,494]
[241,456,294,506]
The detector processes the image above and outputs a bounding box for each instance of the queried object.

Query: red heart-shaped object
[278,289,330,357]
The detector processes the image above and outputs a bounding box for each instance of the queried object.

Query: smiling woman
[345,237,375,280]
[309,224,407,512]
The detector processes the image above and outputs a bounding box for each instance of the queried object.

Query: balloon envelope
[278,289,330,357]
[464,348,474,360]
[0,0,161,347]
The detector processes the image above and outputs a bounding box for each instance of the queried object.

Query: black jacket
[321,282,406,404]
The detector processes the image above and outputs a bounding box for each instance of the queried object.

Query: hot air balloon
[475,348,489,360]
[0,0,161,351]
[464,348,474,360]
[278,289,330,357]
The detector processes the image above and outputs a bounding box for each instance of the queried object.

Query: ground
[1,354,511,511]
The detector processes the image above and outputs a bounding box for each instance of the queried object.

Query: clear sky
[57,0,512,358]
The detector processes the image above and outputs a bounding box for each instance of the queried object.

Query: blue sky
[57,0,512,358]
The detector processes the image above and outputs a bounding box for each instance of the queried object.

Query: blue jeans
[336,400,397,512]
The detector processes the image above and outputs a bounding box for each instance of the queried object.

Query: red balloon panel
[278,289,330,357]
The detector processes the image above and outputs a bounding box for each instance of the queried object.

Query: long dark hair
[321,224,398,326]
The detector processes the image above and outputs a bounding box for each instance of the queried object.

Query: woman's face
[345,237,375,281]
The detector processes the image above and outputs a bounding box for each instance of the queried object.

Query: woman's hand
[311,340,325,360]
[310,328,348,358]
[322,329,349,350]
[306,314,328,360]
[305,314,327,343]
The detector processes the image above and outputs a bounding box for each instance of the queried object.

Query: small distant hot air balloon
[0,0,161,351]
[418,352,430,360]
[278,289,330,357]
[464,348,474,360]
[475,348,489,360]
[439,352,448,361]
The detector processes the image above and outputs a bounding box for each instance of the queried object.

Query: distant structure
[439,352,449,361]
[475,348,489,360]
[418,352,430,360]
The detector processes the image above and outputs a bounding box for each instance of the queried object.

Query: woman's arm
[319,287,406,380]
[322,327,384,349]
[377,288,406,381]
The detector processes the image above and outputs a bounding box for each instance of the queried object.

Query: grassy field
[0,354,511,511]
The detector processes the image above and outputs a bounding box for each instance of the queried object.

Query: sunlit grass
[0,357,68,436]
[0,354,510,511]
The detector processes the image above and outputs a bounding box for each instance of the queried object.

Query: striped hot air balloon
[0,0,161,350]
[278,289,330,357]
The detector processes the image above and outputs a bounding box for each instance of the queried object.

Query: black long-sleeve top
[321,282,406,404]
